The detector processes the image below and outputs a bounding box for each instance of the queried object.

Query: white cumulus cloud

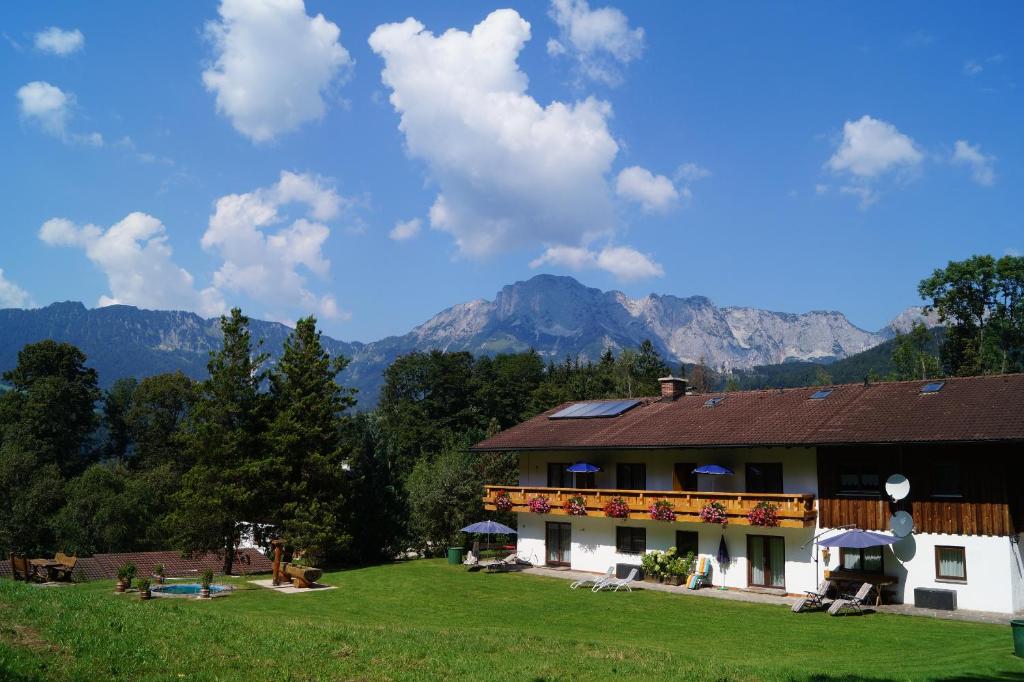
[615,166,678,212]
[0,269,34,308]
[827,115,922,178]
[202,0,353,142]
[201,171,348,320]
[952,140,996,186]
[530,244,663,281]
[39,215,223,315]
[16,81,102,145]
[546,0,644,86]
[34,27,84,56]
[389,218,422,241]
[369,9,620,261]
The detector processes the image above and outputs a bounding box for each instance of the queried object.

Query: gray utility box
[617,563,642,579]
[914,587,957,610]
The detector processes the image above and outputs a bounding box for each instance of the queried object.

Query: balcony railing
[483,485,817,528]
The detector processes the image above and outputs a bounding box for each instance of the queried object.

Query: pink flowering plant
[699,500,729,527]
[494,491,514,512]
[603,497,630,518]
[746,501,779,527]
[528,496,550,514]
[649,499,676,522]
[564,495,587,516]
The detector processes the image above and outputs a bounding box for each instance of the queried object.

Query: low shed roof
[471,374,1024,451]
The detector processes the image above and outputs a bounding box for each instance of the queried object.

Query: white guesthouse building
[472,375,1024,614]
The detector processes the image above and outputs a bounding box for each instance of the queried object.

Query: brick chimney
[659,376,688,402]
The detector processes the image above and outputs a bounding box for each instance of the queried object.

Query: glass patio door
[546,522,571,566]
[747,535,785,588]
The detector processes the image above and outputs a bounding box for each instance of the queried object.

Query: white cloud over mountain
[0,269,34,308]
[530,244,663,281]
[389,218,421,241]
[952,140,996,186]
[202,0,353,142]
[369,9,662,281]
[546,0,644,86]
[615,166,678,212]
[34,27,84,56]
[39,214,223,315]
[826,115,922,208]
[201,171,348,319]
[16,81,102,146]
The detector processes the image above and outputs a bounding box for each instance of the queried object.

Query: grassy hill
[727,326,944,390]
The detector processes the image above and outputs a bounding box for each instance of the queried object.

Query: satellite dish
[890,510,914,538]
[885,474,910,501]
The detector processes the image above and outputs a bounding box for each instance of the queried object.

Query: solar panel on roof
[810,389,833,400]
[920,381,945,394]
[703,397,725,408]
[549,399,641,419]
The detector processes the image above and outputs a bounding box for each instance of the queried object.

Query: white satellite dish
[890,510,914,538]
[885,473,910,501]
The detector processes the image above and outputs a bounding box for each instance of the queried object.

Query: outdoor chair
[687,557,711,590]
[570,566,613,590]
[8,554,37,582]
[595,568,637,592]
[792,579,833,613]
[53,552,77,581]
[827,582,874,616]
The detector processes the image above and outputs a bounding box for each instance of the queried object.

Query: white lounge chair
[463,551,479,566]
[571,567,614,590]
[792,579,832,613]
[827,582,873,616]
[595,568,638,592]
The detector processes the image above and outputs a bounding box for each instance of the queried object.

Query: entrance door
[546,522,572,566]
[747,535,785,588]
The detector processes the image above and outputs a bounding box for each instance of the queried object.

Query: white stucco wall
[816,530,1021,613]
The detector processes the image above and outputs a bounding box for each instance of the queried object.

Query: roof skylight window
[920,381,945,394]
[810,389,833,400]
[703,397,726,408]
[549,399,641,420]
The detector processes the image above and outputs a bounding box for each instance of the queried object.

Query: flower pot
[115,580,126,593]
[140,589,151,600]
[665,576,683,586]
[199,587,211,599]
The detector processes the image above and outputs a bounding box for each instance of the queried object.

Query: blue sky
[1,1,1020,342]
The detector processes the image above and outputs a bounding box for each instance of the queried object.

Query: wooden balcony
[483,485,817,528]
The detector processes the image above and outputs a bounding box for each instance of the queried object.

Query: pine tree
[168,309,269,575]
[266,316,356,565]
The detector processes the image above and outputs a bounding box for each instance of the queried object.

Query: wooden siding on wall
[817,444,1020,537]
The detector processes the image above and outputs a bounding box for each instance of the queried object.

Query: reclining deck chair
[828,582,874,616]
[687,557,711,590]
[571,566,613,590]
[595,568,638,592]
[792,579,832,613]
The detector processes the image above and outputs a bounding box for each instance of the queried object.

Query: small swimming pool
[151,583,233,598]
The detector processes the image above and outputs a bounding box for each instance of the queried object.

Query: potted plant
[199,569,214,599]
[640,551,659,582]
[747,501,780,527]
[138,578,152,600]
[527,496,550,514]
[564,495,587,516]
[603,497,630,519]
[153,563,166,584]
[494,491,514,512]
[664,558,687,586]
[116,562,137,592]
[648,499,676,522]
[698,500,728,528]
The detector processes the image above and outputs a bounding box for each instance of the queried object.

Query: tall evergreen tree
[101,377,137,462]
[890,323,941,380]
[266,316,356,564]
[168,309,269,575]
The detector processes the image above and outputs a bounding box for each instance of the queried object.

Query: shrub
[137,578,151,592]
[603,497,630,518]
[117,562,137,584]
[200,569,214,588]
[699,500,728,528]
[747,501,779,527]
[153,563,165,577]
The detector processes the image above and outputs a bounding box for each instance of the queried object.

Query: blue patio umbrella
[693,464,734,491]
[716,535,731,565]
[461,521,517,556]
[566,461,601,487]
[818,529,899,548]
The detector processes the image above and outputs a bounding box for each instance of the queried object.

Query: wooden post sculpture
[271,539,285,586]
[270,539,323,588]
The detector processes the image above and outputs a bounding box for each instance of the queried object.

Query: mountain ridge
[0,274,936,406]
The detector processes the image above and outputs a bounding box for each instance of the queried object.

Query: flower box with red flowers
[564,495,587,516]
[746,501,779,527]
[527,496,550,514]
[494,491,514,512]
[603,497,630,518]
[699,500,728,528]
[648,499,676,522]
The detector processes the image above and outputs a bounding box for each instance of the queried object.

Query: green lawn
[1,560,1021,681]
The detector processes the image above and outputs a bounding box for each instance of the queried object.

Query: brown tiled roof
[1,548,272,581]
[471,374,1024,451]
